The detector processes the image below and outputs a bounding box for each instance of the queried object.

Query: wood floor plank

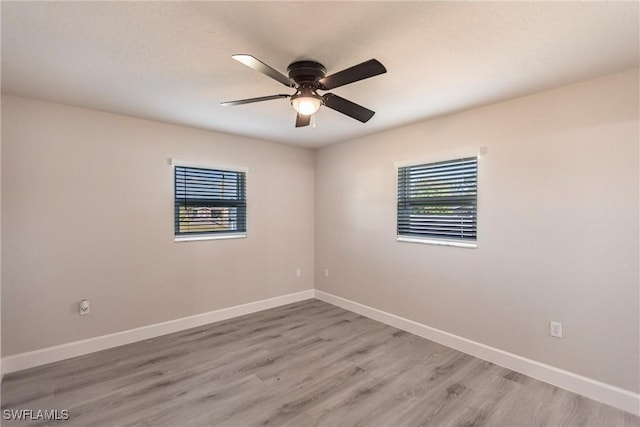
[2,299,638,426]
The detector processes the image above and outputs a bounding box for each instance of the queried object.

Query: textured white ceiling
[2,1,638,148]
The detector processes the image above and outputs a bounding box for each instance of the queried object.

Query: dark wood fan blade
[322,93,375,123]
[318,59,386,90]
[232,55,295,87]
[295,113,311,127]
[221,94,290,106]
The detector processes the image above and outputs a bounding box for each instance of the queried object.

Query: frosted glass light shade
[291,96,322,115]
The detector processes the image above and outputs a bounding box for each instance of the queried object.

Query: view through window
[174,165,246,236]
[397,157,477,244]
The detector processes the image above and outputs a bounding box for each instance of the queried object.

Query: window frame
[171,159,248,242]
[395,154,479,249]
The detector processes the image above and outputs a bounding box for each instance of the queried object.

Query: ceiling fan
[221,54,387,127]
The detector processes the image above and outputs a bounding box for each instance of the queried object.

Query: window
[397,156,477,247]
[174,165,246,239]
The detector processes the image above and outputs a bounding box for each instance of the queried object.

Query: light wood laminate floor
[2,299,638,426]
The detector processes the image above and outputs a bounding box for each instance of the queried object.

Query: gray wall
[2,69,638,394]
[314,69,639,392]
[1,95,315,355]
[0,93,2,377]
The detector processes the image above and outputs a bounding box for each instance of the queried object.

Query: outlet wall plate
[550,321,563,338]
[80,299,90,316]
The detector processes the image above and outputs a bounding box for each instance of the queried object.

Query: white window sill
[175,233,247,242]
[397,236,477,249]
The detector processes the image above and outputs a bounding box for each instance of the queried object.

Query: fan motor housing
[287,61,326,85]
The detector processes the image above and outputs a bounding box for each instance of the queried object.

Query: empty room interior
[1,2,639,426]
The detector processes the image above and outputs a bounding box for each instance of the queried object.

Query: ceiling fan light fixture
[223,55,386,127]
[290,92,322,116]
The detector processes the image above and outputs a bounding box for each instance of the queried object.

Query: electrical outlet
[550,321,562,338]
[80,299,90,316]
[323,269,329,278]
[296,268,302,277]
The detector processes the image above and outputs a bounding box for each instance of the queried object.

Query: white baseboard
[3,288,637,416]
[2,289,314,376]
[314,290,640,416]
